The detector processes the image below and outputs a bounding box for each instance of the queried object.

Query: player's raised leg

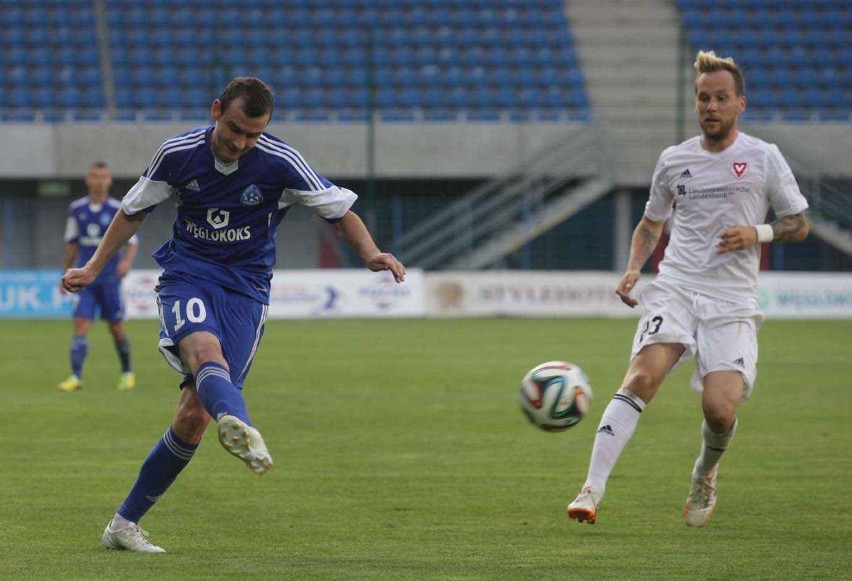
[178,331,272,475]
[103,386,208,552]
[685,370,742,527]
[568,343,683,524]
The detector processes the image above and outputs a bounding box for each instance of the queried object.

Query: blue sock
[195,362,251,424]
[118,427,198,523]
[70,335,87,378]
[114,336,132,373]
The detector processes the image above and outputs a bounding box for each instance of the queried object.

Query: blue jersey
[65,196,138,286]
[121,126,356,304]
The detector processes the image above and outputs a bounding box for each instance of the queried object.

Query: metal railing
[396,125,612,269]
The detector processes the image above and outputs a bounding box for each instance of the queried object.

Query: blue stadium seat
[31,67,54,86]
[82,88,105,108]
[2,0,593,123]
[33,87,54,108]
[183,88,211,109]
[57,87,83,109]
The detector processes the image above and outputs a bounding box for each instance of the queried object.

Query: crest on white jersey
[731,161,749,179]
[206,208,230,229]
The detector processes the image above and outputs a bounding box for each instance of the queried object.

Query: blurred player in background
[58,161,138,392]
[567,51,810,527]
[62,77,405,553]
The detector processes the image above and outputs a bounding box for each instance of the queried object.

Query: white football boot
[684,470,718,527]
[217,414,273,475]
[102,522,165,553]
[567,486,602,524]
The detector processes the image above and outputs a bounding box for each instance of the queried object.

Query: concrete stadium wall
[0,122,848,185]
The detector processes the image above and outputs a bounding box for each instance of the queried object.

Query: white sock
[109,513,134,531]
[693,417,738,478]
[583,388,646,496]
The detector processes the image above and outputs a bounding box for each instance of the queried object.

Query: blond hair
[694,50,745,96]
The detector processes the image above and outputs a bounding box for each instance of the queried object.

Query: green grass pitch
[1,318,849,579]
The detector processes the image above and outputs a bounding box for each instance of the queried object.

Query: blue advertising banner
[0,270,73,318]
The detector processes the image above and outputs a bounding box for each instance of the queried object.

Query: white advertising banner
[757,272,852,319]
[115,269,852,320]
[425,271,852,319]
[122,270,162,319]
[267,269,424,318]
[425,271,646,318]
[122,269,425,319]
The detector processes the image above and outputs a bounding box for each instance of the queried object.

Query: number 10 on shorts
[172,298,208,331]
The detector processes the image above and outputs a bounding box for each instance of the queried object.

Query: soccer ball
[519,361,593,432]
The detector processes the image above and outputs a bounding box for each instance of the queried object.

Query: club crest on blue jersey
[240,184,263,206]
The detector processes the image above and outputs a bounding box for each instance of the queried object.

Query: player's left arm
[717,211,809,254]
[768,211,810,242]
[59,242,79,293]
[333,210,406,283]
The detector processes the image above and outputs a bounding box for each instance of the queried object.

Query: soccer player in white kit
[567,51,810,527]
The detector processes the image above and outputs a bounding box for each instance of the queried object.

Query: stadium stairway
[564,0,693,186]
[396,125,613,270]
[765,135,852,256]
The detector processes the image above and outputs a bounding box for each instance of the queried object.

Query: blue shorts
[72,283,125,322]
[156,276,268,390]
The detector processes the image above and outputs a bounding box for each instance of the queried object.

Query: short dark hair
[90,160,109,170]
[218,77,274,118]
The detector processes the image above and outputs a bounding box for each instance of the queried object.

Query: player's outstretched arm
[616,216,665,308]
[717,211,809,254]
[333,210,406,283]
[62,210,147,292]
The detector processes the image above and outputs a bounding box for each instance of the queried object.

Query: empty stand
[0,0,591,122]
[677,0,851,122]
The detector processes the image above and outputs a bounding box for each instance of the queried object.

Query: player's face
[210,98,270,163]
[85,166,112,199]
[695,70,745,144]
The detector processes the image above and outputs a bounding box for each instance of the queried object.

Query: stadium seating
[676,0,851,122]
[0,0,591,122]
[3,1,846,123]
[0,0,103,120]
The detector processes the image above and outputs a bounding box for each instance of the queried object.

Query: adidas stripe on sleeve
[122,130,206,216]
[257,136,357,220]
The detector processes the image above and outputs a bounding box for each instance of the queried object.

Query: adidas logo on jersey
[679,169,692,178]
[733,357,745,367]
[185,179,200,191]
[597,424,615,436]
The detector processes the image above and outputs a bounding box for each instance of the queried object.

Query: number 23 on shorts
[639,315,664,343]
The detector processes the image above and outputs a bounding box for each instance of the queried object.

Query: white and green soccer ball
[519,361,593,432]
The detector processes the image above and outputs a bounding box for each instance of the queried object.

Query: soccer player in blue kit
[58,161,138,392]
[62,77,406,553]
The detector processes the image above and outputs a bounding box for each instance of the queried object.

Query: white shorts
[630,279,765,400]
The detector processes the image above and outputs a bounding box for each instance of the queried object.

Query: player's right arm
[616,216,666,308]
[617,152,674,308]
[62,133,184,293]
[61,210,146,293]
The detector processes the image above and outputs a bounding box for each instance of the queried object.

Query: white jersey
[645,132,808,301]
